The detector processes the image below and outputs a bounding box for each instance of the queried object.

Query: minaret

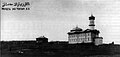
[89,14,95,30]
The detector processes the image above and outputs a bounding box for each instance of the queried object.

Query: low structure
[36,36,48,43]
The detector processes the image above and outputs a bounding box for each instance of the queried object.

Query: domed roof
[89,14,95,20]
[72,26,82,31]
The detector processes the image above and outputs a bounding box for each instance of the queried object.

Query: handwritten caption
[2,2,30,10]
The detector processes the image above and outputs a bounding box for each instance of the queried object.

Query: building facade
[67,15,103,45]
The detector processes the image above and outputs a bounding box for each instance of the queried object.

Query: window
[74,35,75,37]
[72,35,74,37]
[81,34,83,36]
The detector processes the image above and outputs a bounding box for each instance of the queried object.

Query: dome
[89,14,95,20]
[72,26,82,31]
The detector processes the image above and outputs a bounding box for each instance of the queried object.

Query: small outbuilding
[36,36,48,43]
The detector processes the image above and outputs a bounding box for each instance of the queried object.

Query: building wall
[85,33,92,43]
[95,38,103,45]
[68,34,77,44]
[68,32,93,44]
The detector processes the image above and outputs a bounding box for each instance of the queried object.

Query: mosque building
[67,15,103,45]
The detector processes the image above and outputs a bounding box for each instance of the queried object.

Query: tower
[89,14,95,30]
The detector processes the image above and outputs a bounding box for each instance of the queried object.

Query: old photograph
[1,0,120,57]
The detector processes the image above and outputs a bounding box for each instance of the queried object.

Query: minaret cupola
[89,14,95,30]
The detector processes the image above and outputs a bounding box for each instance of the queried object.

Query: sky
[1,0,120,44]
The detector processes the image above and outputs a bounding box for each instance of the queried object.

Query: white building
[67,15,103,45]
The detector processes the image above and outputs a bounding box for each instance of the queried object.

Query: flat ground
[1,52,120,57]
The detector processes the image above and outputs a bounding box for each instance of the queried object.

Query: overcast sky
[1,0,120,44]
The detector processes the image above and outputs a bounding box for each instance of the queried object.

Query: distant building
[67,15,103,45]
[36,36,48,43]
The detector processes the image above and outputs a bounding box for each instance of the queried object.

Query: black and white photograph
[1,0,120,57]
